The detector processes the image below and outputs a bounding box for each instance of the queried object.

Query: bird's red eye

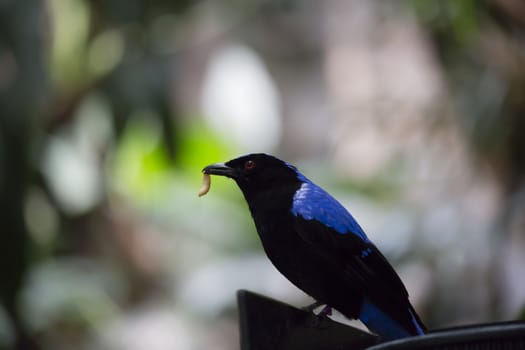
[244,160,256,170]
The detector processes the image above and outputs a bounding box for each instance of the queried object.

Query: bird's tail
[407,303,426,335]
[358,299,426,341]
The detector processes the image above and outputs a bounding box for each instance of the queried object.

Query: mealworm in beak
[198,173,211,197]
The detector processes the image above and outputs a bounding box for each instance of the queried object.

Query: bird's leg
[302,300,323,313]
[303,302,332,329]
[302,301,332,317]
[318,305,333,317]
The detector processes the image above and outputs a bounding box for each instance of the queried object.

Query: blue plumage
[290,179,369,241]
[359,299,426,341]
[203,153,426,341]
[359,299,412,341]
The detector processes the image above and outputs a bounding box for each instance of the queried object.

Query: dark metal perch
[237,290,525,350]
[237,290,379,350]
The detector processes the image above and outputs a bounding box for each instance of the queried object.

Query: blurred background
[1,0,525,349]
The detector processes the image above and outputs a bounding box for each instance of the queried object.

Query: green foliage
[175,119,237,174]
[111,116,236,202]
[111,115,173,201]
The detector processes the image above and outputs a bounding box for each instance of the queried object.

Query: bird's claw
[302,301,332,317]
[302,301,323,313]
[318,305,333,317]
[302,301,333,328]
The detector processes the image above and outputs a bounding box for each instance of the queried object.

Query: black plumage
[203,153,426,340]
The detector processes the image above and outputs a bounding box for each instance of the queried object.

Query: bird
[202,153,426,341]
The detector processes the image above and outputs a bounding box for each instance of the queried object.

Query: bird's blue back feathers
[287,166,369,242]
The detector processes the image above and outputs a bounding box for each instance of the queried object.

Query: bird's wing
[292,215,409,300]
[292,214,424,336]
[290,181,412,318]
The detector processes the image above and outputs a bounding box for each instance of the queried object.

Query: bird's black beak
[202,162,238,178]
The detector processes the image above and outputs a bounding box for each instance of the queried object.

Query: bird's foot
[302,301,332,317]
[302,301,333,329]
[318,305,333,317]
[302,301,323,313]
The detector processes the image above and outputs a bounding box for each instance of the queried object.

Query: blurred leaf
[111,114,173,202]
[88,30,125,78]
[175,119,236,173]
[50,0,91,90]
[111,115,236,203]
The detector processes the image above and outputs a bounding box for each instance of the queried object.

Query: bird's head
[203,153,303,198]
